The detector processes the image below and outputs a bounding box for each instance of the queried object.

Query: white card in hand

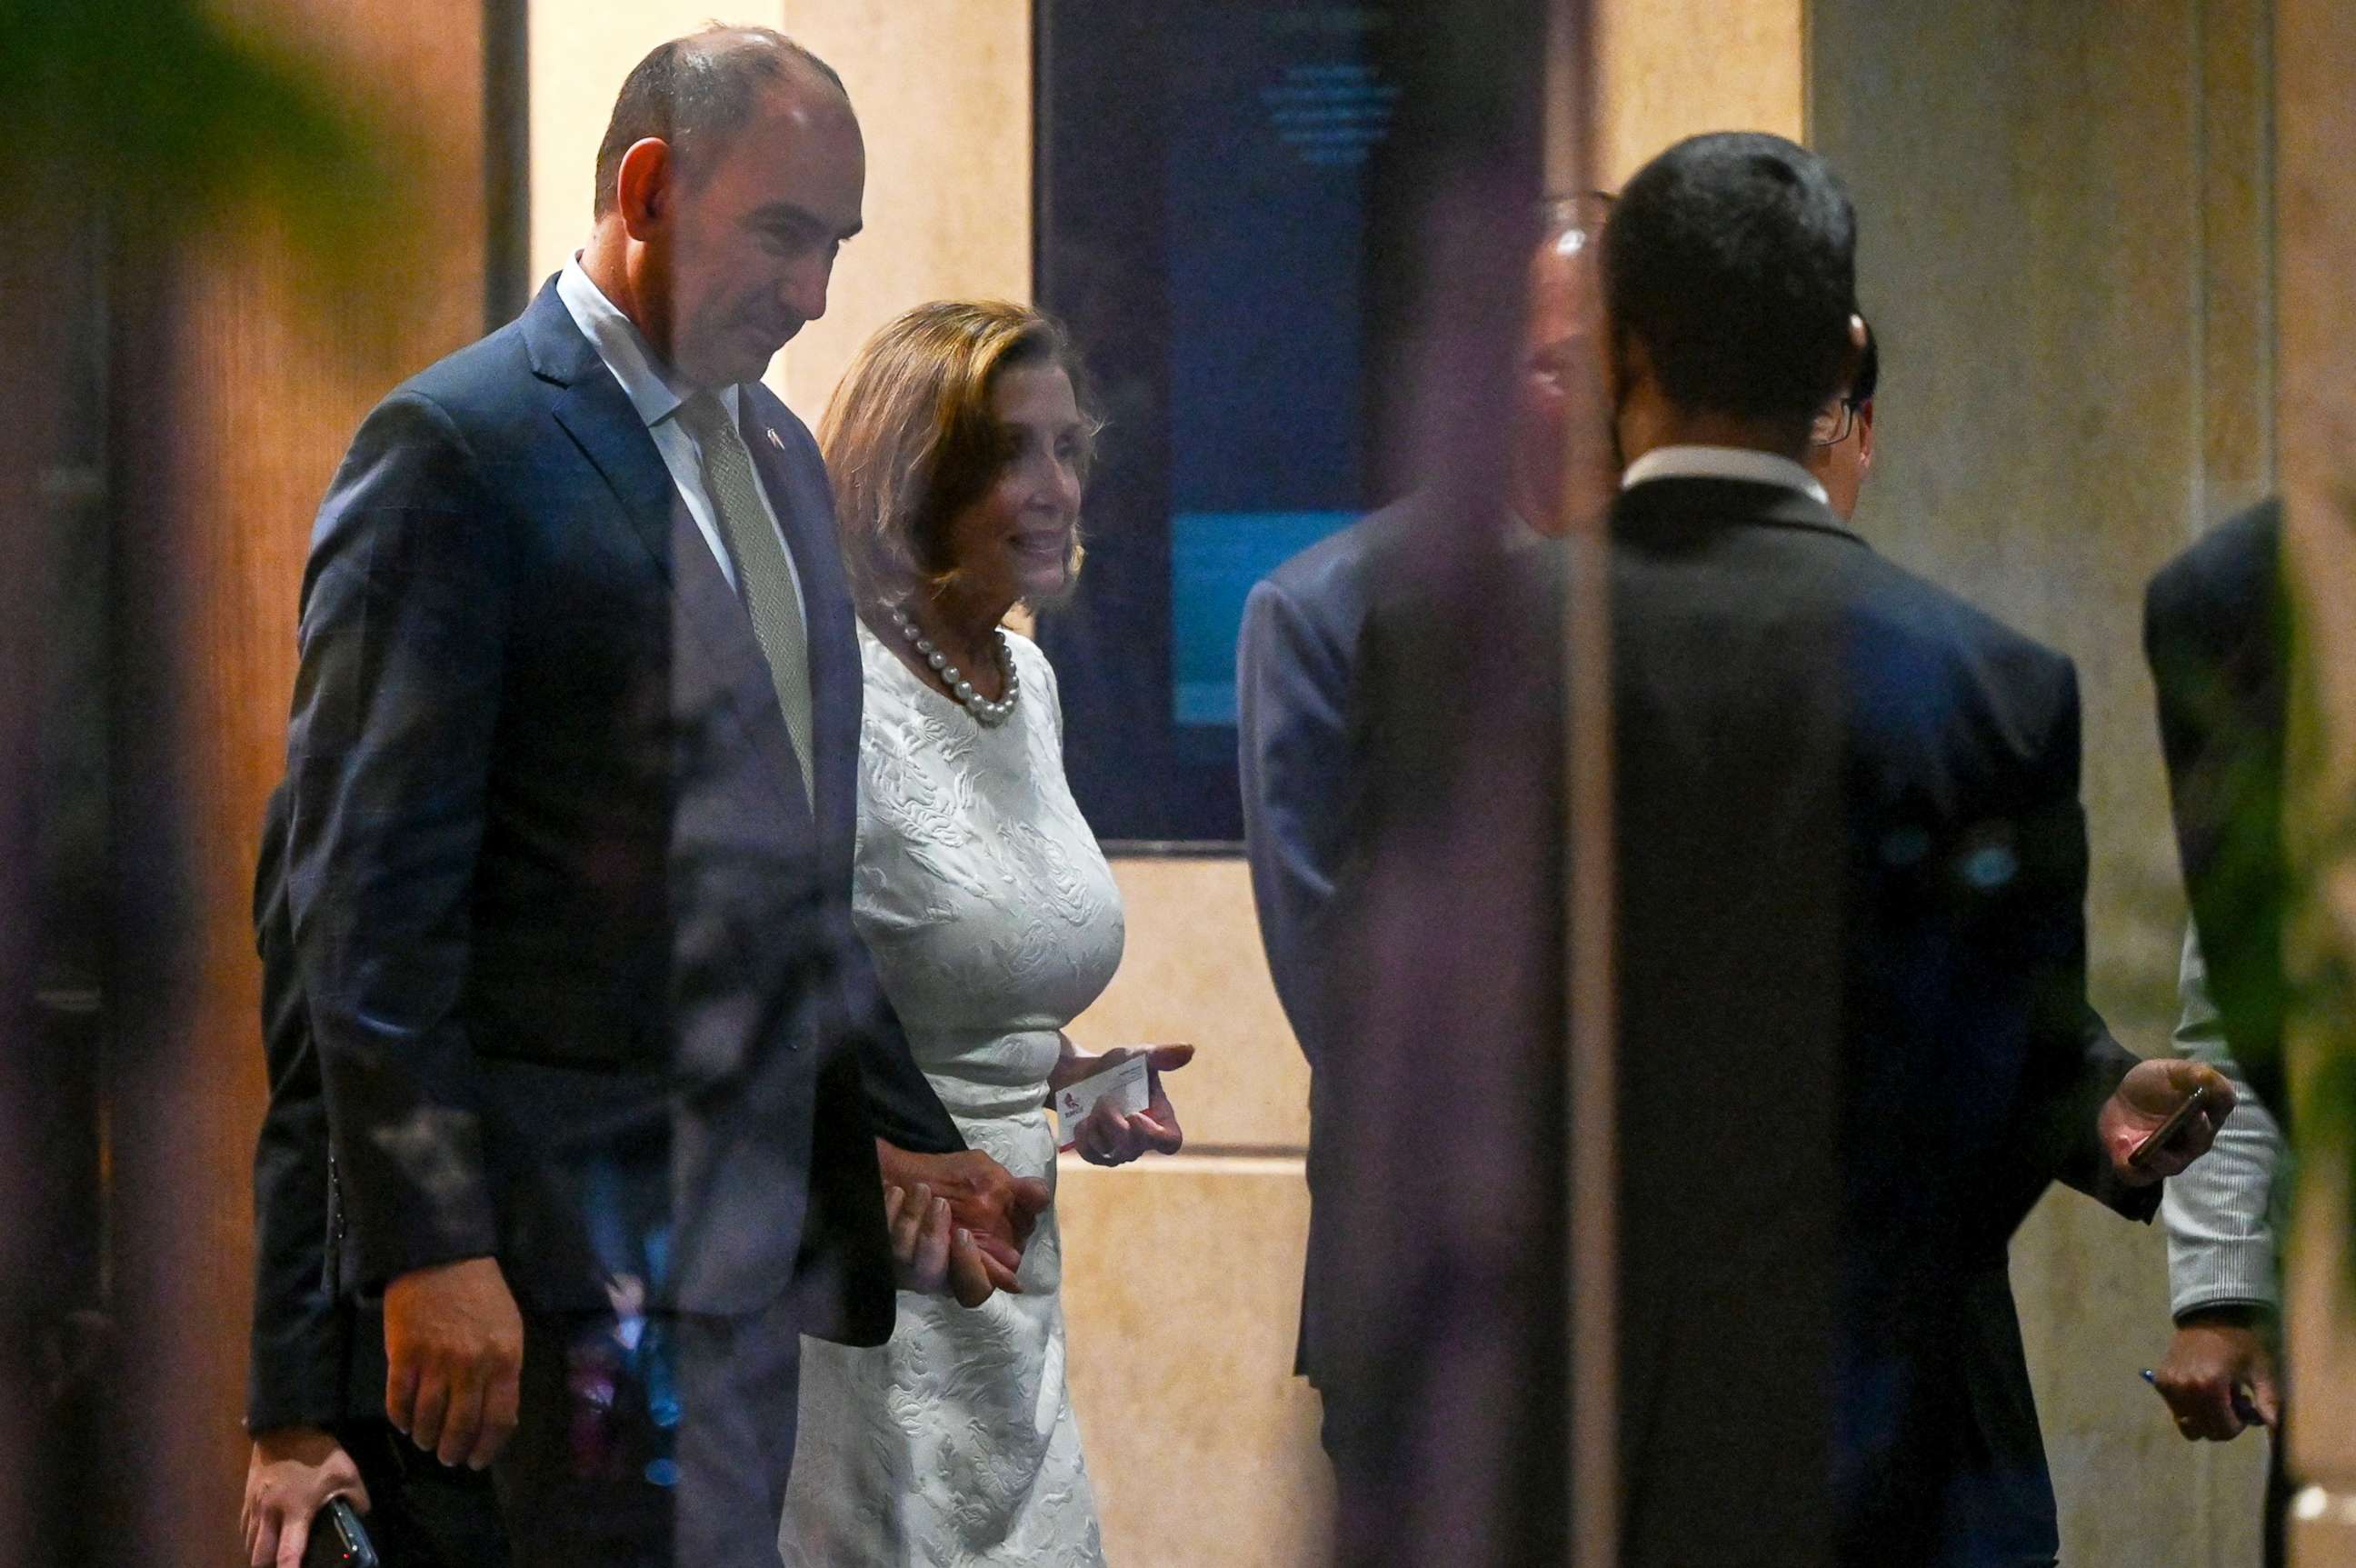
[1054,1055,1149,1151]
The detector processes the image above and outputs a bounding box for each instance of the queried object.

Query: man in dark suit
[1320,133,2231,1568]
[260,29,1042,1567]
[1240,195,1612,1067]
[1598,132,2239,1568]
[1236,204,1612,1518]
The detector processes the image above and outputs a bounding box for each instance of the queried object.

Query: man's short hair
[592,27,847,218]
[1601,132,1858,427]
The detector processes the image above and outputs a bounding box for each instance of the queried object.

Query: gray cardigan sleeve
[2161,923,2285,1318]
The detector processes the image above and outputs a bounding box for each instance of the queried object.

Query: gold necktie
[678,391,815,805]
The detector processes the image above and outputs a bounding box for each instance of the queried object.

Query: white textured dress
[778,624,1123,1568]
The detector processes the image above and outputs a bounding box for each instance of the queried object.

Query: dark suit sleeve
[246,784,348,1432]
[284,393,506,1290]
[2010,657,2157,1221]
[1237,574,1353,1066]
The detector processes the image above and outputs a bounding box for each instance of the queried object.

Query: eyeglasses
[1809,400,1860,447]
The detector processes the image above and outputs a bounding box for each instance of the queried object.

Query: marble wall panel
[529,2,1031,428]
[1056,1156,1333,1568]
[769,0,1034,423]
[1068,858,1313,1154]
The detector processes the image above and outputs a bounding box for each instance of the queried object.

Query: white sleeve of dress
[2160,922,2286,1317]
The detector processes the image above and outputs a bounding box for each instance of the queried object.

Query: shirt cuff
[2169,1238,2281,1319]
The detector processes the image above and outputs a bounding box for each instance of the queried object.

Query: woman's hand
[1060,1044,1194,1166]
[883,1181,999,1307]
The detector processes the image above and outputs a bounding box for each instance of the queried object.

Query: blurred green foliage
[5,0,400,255]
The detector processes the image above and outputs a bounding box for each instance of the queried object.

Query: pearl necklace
[886,603,1020,726]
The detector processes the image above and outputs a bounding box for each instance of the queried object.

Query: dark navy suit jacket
[1237,503,1426,1076]
[265,282,959,1419]
[1288,478,2153,1567]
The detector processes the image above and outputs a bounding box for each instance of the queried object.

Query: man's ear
[1830,313,1867,409]
[1602,325,1645,468]
[614,137,674,241]
[1855,400,1875,469]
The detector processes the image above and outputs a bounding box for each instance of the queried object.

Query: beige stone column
[1592,0,1802,185]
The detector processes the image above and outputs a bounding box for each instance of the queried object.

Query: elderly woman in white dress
[778,301,1192,1566]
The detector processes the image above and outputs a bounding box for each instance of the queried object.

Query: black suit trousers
[334,1420,510,1567]
[492,1297,802,1568]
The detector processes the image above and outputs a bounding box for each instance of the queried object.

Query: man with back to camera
[1588,132,2231,1566]
[1320,134,2234,1567]
[248,27,1048,1567]
[1811,310,2291,1558]
[1240,195,1613,1056]
[1794,309,2202,1563]
[1235,197,1614,1544]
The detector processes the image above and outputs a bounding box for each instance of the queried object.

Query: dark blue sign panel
[1036,2,1399,842]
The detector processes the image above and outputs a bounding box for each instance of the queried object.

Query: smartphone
[302,1498,380,1568]
[2128,1083,2211,1170]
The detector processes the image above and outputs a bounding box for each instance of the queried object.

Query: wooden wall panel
[108,1,490,1553]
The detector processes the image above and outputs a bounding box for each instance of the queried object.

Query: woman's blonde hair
[821,299,1098,615]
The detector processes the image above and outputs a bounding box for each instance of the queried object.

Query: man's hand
[243,1426,368,1568]
[2100,1058,2236,1183]
[1063,1044,1194,1166]
[876,1143,1052,1297]
[2154,1308,2281,1440]
[884,1181,998,1306]
[383,1254,523,1470]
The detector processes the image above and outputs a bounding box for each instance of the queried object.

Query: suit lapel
[550,374,683,584]
[524,283,820,832]
[525,279,680,585]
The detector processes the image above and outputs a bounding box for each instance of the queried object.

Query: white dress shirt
[555,255,807,618]
[1621,444,1832,511]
